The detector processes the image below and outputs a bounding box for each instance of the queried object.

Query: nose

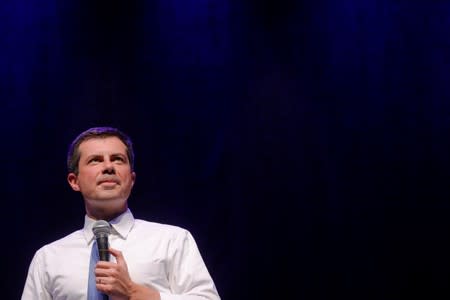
[102,160,116,174]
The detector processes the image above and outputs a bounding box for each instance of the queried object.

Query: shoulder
[36,229,85,256]
[131,220,202,255]
[134,219,188,233]
[133,219,194,240]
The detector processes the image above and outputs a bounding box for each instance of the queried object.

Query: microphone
[92,220,111,261]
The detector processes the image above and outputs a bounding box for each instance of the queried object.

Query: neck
[86,204,128,221]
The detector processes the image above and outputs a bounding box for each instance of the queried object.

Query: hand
[95,247,161,300]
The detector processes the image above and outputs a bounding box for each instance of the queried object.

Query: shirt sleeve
[160,230,220,300]
[21,249,52,300]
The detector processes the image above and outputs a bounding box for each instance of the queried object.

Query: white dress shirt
[21,209,220,300]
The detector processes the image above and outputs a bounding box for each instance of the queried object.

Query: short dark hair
[67,127,135,174]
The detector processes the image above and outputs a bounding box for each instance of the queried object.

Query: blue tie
[87,240,108,300]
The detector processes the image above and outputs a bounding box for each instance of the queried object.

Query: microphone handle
[96,235,110,261]
[97,236,110,300]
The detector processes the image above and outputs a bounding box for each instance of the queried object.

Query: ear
[67,173,80,191]
[131,171,136,188]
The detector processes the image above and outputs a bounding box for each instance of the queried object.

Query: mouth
[97,178,120,185]
[99,180,118,185]
[97,180,120,190]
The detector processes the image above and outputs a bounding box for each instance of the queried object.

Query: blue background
[2,0,450,298]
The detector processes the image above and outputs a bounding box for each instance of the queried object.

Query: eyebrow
[111,153,128,160]
[84,153,127,161]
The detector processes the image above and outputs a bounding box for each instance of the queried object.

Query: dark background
[2,0,450,299]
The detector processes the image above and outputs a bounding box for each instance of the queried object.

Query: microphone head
[92,220,111,237]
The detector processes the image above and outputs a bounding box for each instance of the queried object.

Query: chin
[100,196,126,203]
[88,196,125,206]
[86,198,127,219]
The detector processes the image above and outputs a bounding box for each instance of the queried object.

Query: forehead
[78,136,128,157]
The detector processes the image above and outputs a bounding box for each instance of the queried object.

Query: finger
[108,248,125,265]
[96,277,107,285]
[95,261,116,277]
[94,267,110,277]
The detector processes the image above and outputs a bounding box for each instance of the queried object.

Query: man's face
[67,136,136,219]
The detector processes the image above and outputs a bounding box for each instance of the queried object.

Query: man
[21,127,220,300]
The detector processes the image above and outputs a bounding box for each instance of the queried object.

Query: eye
[112,156,125,162]
[88,157,101,163]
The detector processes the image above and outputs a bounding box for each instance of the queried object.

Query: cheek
[78,171,98,185]
[79,168,98,177]
[122,175,135,189]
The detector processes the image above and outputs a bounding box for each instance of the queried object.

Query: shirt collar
[82,208,135,245]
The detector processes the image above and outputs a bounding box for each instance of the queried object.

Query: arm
[160,230,220,300]
[96,230,220,300]
[95,248,161,300]
[21,250,52,300]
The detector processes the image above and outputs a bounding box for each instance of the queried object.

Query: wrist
[128,282,161,300]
